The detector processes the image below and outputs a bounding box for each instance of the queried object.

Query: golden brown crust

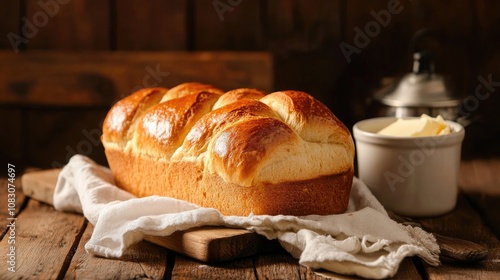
[102,83,355,216]
[105,147,353,216]
[161,82,224,102]
[177,99,277,159]
[208,117,299,185]
[134,91,221,157]
[102,87,167,145]
[260,90,352,145]
[213,88,266,109]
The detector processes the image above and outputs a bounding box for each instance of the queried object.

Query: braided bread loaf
[102,82,354,216]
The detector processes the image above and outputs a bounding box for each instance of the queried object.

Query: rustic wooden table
[1,159,499,279]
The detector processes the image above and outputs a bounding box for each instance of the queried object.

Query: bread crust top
[102,83,354,187]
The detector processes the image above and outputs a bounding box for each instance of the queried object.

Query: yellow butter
[378,114,451,137]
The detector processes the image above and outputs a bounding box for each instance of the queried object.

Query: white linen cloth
[54,155,439,279]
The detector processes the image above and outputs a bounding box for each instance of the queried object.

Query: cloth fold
[54,155,439,279]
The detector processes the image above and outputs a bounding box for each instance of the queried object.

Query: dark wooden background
[1,0,499,169]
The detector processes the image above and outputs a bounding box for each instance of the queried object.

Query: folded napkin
[54,155,439,279]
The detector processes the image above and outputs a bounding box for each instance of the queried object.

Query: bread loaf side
[102,83,354,216]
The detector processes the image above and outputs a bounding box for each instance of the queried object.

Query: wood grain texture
[459,159,500,195]
[0,109,24,168]
[476,0,500,44]
[194,0,263,50]
[460,158,500,241]
[3,158,500,279]
[116,0,186,50]
[409,0,474,37]
[0,199,86,279]
[255,252,422,280]
[146,226,276,263]
[21,168,62,205]
[64,223,169,280]
[0,50,272,168]
[266,0,344,117]
[20,168,278,263]
[255,252,332,280]
[25,0,110,50]
[0,177,27,240]
[465,194,500,245]
[0,1,21,50]
[418,195,500,279]
[463,50,500,158]
[171,254,256,279]
[25,109,108,169]
[341,0,415,127]
[267,0,341,53]
[0,51,273,106]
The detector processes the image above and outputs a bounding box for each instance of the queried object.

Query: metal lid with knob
[375,50,462,108]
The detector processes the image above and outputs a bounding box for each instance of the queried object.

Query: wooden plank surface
[171,254,256,280]
[0,199,86,279]
[194,0,263,50]
[266,0,341,52]
[0,51,273,106]
[459,159,500,195]
[116,0,186,50]
[0,1,21,50]
[24,109,108,169]
[255,252,333,280]
[465,194,500,242]
[21,168,61,205]
[3,158,500,279]
[20,168,276,263]
[0,110,24,169]
[25,0,110,50]
[460,158,500,240]
[0,177,28,239]
[266,0,343,111]
[65,223,169,280]
[146,226,276,263]
[418,195,500,279]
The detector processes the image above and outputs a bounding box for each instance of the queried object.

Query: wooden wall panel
[473,0,500,157]
[0,109,23,168]
[266,0,341,53]
[266,0,343,118]
[0,1,499,165]
[340,0,414,126]
[412,0,492,157]
[0,51,272,168]
[25,0,110,50]
[477,0,500,42]
[194,0,263,50]
[0,51,272,106]
[344,0,413,71]
[0,1,21,50]
[25,109,108,168]
[116,0,187,50]
[340,0,480,128]
[408,0,475,96]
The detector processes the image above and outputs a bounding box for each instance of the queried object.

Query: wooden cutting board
[21,169,278,263]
